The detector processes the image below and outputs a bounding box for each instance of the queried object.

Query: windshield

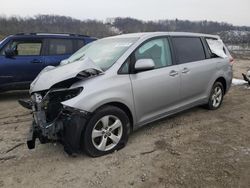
[67,37,139,70]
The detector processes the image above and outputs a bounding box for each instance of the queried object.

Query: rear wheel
[206,82,224,110]
[82,106,130,157]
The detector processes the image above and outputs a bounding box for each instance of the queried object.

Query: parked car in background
[0,33,96,91]
[20,32,233,157]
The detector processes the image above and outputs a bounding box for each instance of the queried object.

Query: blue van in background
[0,33,96,91]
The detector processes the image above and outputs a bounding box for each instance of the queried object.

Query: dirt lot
[0,59,250,188]
[233,58,250,79]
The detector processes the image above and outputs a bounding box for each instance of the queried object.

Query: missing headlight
[38,87,83,123]
[49,87,83,101]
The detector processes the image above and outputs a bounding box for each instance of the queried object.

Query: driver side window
[0,40,42,56]
[134,38,172,69]
[0,41,16,56]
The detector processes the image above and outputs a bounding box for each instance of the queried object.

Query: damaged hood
[30,58,103,93]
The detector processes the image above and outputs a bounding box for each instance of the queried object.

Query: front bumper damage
[20,88,90,155]
[19,58,104,155]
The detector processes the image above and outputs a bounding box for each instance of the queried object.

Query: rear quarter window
[172,37,206,64]
[206,38,228,58]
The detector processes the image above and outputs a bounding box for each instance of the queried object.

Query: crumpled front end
[19,58,104,155]
[24,87,89,154]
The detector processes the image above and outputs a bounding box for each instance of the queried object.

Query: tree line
[0,15,115,38]
[0,15,250,44]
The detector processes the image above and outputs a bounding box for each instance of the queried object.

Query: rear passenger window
[172,37,206,64]
[75,40,85,51]
[47,39,74,55]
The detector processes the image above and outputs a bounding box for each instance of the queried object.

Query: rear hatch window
[206,38,227,58]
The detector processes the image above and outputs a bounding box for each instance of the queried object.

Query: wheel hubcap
[211,86,222,108]
[91,115,123,151]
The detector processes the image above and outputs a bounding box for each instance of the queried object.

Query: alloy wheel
[211,86,223,108]
[91,115,123,151]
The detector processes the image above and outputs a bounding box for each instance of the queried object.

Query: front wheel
[206,82,224,110]
[82,106,130,157]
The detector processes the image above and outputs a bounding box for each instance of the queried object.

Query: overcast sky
[0,0,249,26]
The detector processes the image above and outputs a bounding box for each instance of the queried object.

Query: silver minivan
[20,32,233,157]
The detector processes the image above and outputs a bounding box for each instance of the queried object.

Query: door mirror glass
[4,49,16,58]
[134,59,155,72]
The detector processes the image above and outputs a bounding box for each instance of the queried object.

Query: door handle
[169,70,179,77]
[31,59,42,64]
[182,67,190,74]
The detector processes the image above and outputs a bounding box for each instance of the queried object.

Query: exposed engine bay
[23,87,86,154]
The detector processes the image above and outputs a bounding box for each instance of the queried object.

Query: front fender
[61,75,136,123]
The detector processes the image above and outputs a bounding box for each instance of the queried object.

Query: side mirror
[134,59,155,72]
[60,59,69,66]
[4,49,16,58]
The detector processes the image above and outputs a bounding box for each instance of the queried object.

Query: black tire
[82,105,130,157]
[206,82,224,110]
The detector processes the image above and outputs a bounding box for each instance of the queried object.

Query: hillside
[0,15,250,44]
[218,30,250,44]
[0,15,116,39]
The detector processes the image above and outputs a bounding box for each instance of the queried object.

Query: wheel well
[96,102,134,130]
[215,77,227,93]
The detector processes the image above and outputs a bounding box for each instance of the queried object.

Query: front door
[0,39,45,89]
[129,37,181,124]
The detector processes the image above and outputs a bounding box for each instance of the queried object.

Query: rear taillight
[229,57,235,65]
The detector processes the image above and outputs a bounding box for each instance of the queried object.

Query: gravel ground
[0,59,249,188]
[233,59,250,79]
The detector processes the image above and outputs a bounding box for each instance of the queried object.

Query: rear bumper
[225,66,233,94]
[226,76,232,94]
